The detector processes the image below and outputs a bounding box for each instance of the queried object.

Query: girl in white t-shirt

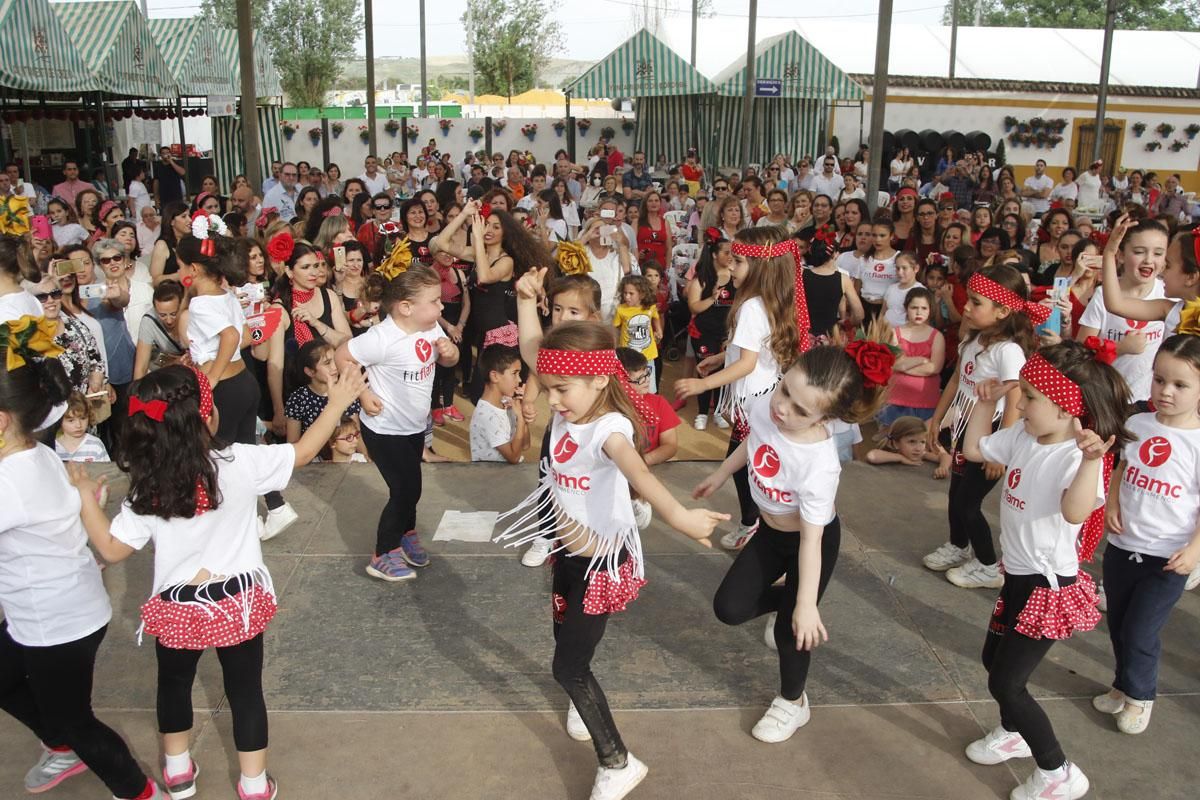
[696,338,891,745]
[1095,335,1200,736]
[960,340,1130,800]
[882,252,925,329]
[0,238,43,324]
[495,321,724,800]
[924,265,1037,589]
[856,219,899,322]
[1101,215,1198,342]
[335,265,458,582]
[834,220,873,279]
[673,227,810,551]
[0,324,160,799]
[71,363,363,800]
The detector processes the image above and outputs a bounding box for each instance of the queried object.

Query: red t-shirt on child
[640,393,681,451]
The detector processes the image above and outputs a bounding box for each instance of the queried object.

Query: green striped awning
[51,0,177,98]
[568,28,715,99]
[714,31,864,101]
[704,96,825,168]
[147,17,235,97]
[213,29,283,98]
[0,0,96,93]
[212,105,283,192]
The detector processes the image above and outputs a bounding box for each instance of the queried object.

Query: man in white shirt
[2,162,37,202]
[136,205,161,255]
[126,163,152,217]
[260,160,283,195]
[358,155,390,196]
[1021,158,1055,217]
[261,162,300,221]
[810,155,843,200]
[516,170,549,211]
[1075,160,1105,211]
[410,157,431,190]
[459,151,475,184]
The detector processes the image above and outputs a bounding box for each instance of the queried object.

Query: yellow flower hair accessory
[0,195,31,237]
[556,239,591,276]
[0,315,64,370]
[1177,298,1200,337]
[376,236,413,281]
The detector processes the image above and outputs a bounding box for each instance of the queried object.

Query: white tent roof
[657,21,1200,89]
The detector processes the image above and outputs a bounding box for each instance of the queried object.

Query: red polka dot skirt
[1014,571,1101,640]
[581,558,646,616]
[141,585,278,650]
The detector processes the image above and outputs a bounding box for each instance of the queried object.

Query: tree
[198,0,269,27]
[942,0,1200,31]
[463,0,564,100]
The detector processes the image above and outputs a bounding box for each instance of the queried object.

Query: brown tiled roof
[849,73,1200,99]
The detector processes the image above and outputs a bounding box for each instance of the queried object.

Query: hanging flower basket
[439,119,453,135]
[1186,124,1200,140]
[620,120,634,135]
[468,126,484,142]
[521,123,538,141]
[577,118,592,136]
[553,119,566,136]
[1170,139,1189,153]
[1145,140,1162,152]
[331,121,344,139]
[1003,115,1018,132]
[1156,122,1175,139]
[1131,122,1147,138]
[407,126,419,142]
[492,118,507,134]
[384,118,401,137]
[308,127,322,145]
[281,120,298,140]
[358,125,370,143]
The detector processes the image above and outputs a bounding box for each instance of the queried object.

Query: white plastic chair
[668,243,700,303]
[664,210,690,242]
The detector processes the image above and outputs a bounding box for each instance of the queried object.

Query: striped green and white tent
[0,0,96,93]
[147,17,235,97]
[212,29,282,99]
[51,0,177,98]
[212,105,283,191]
[704,97,826,168]
[713,30,864,101]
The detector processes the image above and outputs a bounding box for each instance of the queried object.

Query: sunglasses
[98,254,125,265]
[714,185,729,191]
[917,211,936,217]
[373,203,393,211]
[35,289,64,302]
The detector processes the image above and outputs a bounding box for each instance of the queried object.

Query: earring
[181,276,194,288]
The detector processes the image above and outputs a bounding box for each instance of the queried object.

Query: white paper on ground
[432,510,500,543]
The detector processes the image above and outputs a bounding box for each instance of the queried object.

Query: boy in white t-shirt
[470,345,529,463]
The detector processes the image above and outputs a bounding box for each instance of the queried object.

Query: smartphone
[85,390,108,400]
[1078,254,1103,272]
[239,282,265,305]
[599,209,616,220]
[52,259,74,277]
[79,283,107,300]
[1038,276,1071,337]
[333,246,346,271]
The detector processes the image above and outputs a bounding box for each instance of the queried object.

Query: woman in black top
[799,228,864,342]
[149,201,190,285]
[686,230,735,423]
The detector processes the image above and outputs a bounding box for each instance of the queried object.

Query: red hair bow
[322,206,343,218]
[266,231,295,263]
[256,207,278,229]
[480,203,493,219]
[128,395,168,422]
[704,226,723,245]
[1084,336,1117,365]
[199,239,215,257]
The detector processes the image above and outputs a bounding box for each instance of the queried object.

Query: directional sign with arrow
[754,78,782,97]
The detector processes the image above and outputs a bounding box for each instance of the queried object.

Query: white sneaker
[521,537,553,567]
[1095,582,1107,612]
[632,499,652,529]
[714,414,730,429]
[1010,762,1089,800]
[566,701,592,741]
[1091,688,1125,715]
[693,414,708,431]
[1116,698,1153,734]
[719,521,758,551]
[764,612,778,651]
[589,753,648,800]
[751,694,810,743]
[946,558,1004,589]
[965,725,1032,765]
[1187,564,1200,591]
[922,542,972,572]
[261,502,298,541]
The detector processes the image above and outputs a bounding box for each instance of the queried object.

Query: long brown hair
[727,226,801,370]
[964,264,1036,355]
[540,321,645,450]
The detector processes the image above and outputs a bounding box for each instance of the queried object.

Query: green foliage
[463,0,564,100]
[199,0,270,27]
[942,0,1200,31]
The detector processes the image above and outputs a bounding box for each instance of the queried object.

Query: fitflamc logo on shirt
[874,261,887,273]
[963,361,975,376]
[1007,469,1022,490]
[1126,318,1149,331]
[552,433,578,464]
[414,338,433,363]
[752,444,781,478]
[1140,436,1172,468]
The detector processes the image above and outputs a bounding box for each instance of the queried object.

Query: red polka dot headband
[1019,354,1083,416]
[537,348,658,431]
[967,272,1051,325]
[728,238,812,351]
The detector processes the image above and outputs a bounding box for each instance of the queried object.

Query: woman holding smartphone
[583,198,632,322]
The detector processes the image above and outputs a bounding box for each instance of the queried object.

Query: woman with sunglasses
[32,273,108,397]
[906,198,942,266]
[355,192,397,265]
[85,240,136,455]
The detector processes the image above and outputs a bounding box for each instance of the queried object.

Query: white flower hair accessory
[190,211,229,241]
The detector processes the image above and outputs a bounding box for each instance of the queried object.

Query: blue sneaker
[398,531,430,568]
[365,553,416,582]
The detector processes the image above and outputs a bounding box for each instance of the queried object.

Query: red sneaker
[431,407,446,426]
[445,405,465,422]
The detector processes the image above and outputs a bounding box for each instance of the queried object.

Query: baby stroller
[663,243,699,361]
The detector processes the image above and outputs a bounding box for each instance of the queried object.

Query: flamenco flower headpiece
[0,315,64,370]
[812,223,837,248]
[376,236,413,281]
[967,272,1051,326]
[536,348,658,433]
[479,203,494,220]
[266,230,295,263]
[556,240,591,276]
[0,195,31,236]
[729,237,812,352]
[844,338,896,389]
[704,226,723,246]
[190,212,228,257]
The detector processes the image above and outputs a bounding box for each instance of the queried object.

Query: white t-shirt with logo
[884,280,925,329]
[835,251,869,278]
[980,425,1103,578]
[0,444,111,646]
[1078,282,1166,401]
[187,291,245,364]
[1111,413,1200,558]
[745,395,841,525]
[112,444,294,594]
[952,338,1026,426]
[858,254,898,302]
[725,296,782,415]
[347,316,442,436]
[546,411,637,545]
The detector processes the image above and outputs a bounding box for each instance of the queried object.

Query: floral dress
[54,314,104,393]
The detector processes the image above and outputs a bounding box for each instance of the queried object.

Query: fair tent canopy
[147,17,236,98]
[0,0,97,94]
[567,28,716,99]
[51,0,178,98]
[212,28,282,98]
[711,30,864,101]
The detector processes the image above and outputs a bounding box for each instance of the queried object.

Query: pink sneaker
[445,405,465,422]
[161,760,199,799]
[431,408,446,426]
[237,775,278,800]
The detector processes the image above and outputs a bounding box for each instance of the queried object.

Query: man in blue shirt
[622,150,653,200]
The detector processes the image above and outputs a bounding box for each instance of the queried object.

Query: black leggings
[157,633,267,752]
[215,367,284,511]
[727,434,758,528]
[0,623,148,799]
[552,554,626,769]
[690,334,722,414]
[982,574,1068,771]
[713,518,841,700]
[947,456,999,565]
[360,426,424,556]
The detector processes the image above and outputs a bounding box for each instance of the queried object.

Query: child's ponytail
[797,319,893,424]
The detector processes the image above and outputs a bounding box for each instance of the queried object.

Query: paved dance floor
[3,459,1198,799]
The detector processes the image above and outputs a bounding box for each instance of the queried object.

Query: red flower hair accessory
[729,237,813,352]
[266,231,295,263]
[704,226,723,246]
[967,272,1051,325]
[480,202,493,220]
[813,223,837,247]
[1084,336,1117,365]
[844,339,895,389]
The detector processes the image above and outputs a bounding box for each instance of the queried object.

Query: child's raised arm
[1062,418,1114,525]
[604,433,726,545]
[1101,214,1174,323]
[516,267,549,369]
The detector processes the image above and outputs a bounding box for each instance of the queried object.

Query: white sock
[240,770,268,794]
[1040,763,1069,780]
[164,749,191,777]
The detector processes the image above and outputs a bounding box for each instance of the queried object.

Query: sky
[144,0,948,61]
